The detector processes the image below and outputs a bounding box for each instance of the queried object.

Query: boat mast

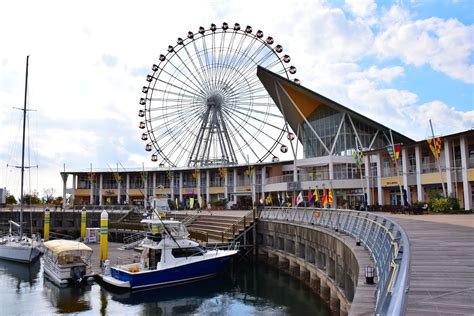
[19,55,29,238]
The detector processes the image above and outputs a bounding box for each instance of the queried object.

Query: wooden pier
[386,214,474,316]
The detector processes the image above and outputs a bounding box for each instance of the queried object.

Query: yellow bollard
[44,208,50,241]
[100,210,108,263]
[81,207,87,241]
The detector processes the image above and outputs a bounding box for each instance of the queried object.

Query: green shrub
[429,195,460,213]
[430,198,450,213]
[211,199,227,207]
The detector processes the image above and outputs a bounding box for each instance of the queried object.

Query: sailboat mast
[19,55,30,238]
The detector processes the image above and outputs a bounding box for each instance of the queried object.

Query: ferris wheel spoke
[222,111,271,161]
[222,105,285,133]
[158,65,207,97]
[149,87,202,100]
[172,52,209,95]
[192,41,213,91]
[225,42,267,86]
[229,50,276,91]
[181,44,212,93]
[231,104,282,119]
[214,31,228,90]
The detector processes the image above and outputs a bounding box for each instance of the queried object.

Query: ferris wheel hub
[206,94,224,108]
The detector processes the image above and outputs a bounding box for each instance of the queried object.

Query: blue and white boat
[100,219,238,290]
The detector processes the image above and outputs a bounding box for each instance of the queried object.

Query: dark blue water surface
[0,258,330,315]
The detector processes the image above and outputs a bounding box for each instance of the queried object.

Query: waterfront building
[61,68,474,211]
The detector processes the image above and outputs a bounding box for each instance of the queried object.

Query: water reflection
[102,261,330,316]
[0,259,330,315]
[43,278,92,314]
[0,258,40,289]
[104,274,234,315]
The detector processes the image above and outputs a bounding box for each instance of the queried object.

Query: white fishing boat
[43,239,94,287]
[100,218,238,290]
[0,56,42,263]
[0,220,42,263]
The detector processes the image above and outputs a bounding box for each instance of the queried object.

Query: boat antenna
[153,209,182,250]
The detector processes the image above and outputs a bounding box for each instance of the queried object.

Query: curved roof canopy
[256,66,414,146]
[44,240,92,254]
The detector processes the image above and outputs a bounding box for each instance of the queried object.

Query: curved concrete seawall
[257,220,376,315]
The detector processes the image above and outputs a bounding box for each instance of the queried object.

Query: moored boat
[0,56,42,264]
[0,220,42,263]
[43,239,94,287]
[100,218,238,290]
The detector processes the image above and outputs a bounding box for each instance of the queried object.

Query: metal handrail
[260,207,410,316]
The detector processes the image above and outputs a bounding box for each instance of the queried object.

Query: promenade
[385,214,474,316]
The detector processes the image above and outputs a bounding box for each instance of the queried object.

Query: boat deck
[86,242,138,274]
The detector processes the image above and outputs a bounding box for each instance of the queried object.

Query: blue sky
[0,0,472,197]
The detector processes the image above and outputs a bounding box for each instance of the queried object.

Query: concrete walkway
[385,214,474,316]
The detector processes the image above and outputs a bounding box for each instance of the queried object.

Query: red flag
[321,190,327,206]
[307,191,312,203]
[394,144,401,164]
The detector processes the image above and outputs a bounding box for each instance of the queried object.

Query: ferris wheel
[138,22,299,167]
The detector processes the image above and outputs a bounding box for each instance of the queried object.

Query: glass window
[172,247,205,258]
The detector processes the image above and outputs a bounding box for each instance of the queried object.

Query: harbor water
[0,258,330,315]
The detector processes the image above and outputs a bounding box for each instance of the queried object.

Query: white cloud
[375,5,474,83]
[345,0,377,18]
[348,65,405,83]
[407,101,474,138]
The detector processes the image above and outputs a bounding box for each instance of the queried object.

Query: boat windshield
[47,250,92,264]
[143,221,189,239]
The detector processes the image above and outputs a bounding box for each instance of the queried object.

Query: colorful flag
[427,137,442,159]
[307,190,312,203]
[352,151,360,167]
[321,190,327,206]
[189,197,194,209]
[386,145,395,162]
[259,194,263,204]
[358,146,364,160]
[394,144,401,163]
[266,193,272,205]
[296,191,304,206]
[328,189,333,205]
[353,146,364,167]
[309,189,318,205]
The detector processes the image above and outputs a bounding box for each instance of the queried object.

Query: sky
[0,0,473,199]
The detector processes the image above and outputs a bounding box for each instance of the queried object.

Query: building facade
[61,68,474,210]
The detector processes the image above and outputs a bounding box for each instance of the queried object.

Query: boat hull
[106,254,234,290]
[0,244,41,263]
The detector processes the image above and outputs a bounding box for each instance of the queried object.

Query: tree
[43,188,56,204]
[21,193,42,205]
[54,196,63,206]
[6,195,16,205]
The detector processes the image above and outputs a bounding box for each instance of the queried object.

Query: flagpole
[389,129,405,207]
[355,137,367,208]
[429,119,447,198]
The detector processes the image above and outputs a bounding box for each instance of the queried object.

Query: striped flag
[386,145,395,162]
[427,137,442,159]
